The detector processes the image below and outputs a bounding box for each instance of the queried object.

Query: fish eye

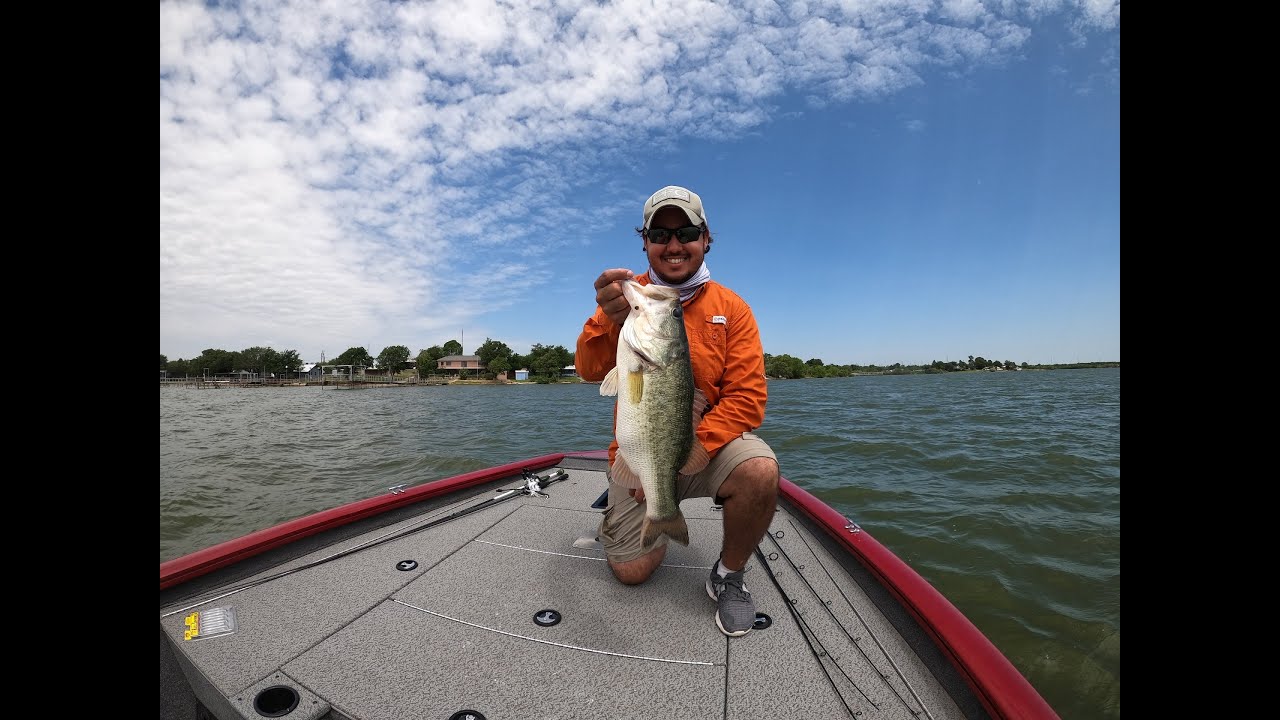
[672,307,682,318]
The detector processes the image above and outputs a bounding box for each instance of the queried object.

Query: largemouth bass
[600,280,710,547]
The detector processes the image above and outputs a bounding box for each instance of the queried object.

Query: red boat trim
[779,477,1059,720]
[159,453,567,591]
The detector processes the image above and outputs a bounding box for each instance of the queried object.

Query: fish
[600,279,710,547]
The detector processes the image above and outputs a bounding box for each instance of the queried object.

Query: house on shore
[437,355,482,375]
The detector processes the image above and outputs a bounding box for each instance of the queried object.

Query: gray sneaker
[706,564,755,637]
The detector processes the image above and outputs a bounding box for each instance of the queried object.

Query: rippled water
[160,369,1119,720]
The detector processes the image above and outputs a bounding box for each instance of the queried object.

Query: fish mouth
[619,279,643,305]
[622,280,680,305]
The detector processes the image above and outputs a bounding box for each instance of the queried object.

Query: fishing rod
[162,467,568,618]
[753,544,863,719]
[779,519,936,720]
[754,520,937,720]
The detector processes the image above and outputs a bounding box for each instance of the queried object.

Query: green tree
[279,350,302,376]
[476,338,513,376]
[416,346,446,376]
[334,346,374,369]
[261,348,284,376]
[165,358,190,376]
[527,343,572,381]
[236,346,280,378]
[164,356,197,377]
[376,345,411,375]
[191,349,235,375]
[766,354,806,379]
[489,356,511,377]
[160,353,168,370]
[443,339,463,356]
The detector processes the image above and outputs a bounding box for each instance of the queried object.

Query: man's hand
[628,487,646,503]
[595,268,635,326]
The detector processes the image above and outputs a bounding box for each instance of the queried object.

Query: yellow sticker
[183,612,200,641]
[181,607,237,641]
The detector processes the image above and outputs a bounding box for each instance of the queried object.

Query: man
[576,185,780,637]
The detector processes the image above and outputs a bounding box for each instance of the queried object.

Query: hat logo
[650,186,691,204]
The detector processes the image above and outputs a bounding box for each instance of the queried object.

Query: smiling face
[644,205,708,286]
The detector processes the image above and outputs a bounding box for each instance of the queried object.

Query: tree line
[762,354,1118,379]
[162,343,1116,383]
[160,339,574,383]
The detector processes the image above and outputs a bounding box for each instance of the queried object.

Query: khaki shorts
[597,432,777,563]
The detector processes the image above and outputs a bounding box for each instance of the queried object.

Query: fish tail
[641,512,690,547]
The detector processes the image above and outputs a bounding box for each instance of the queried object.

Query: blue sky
[160,0,1119,367]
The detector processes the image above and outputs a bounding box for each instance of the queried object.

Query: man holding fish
[576,185,780,637]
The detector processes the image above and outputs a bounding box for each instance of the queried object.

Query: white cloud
[160,0,1117,361]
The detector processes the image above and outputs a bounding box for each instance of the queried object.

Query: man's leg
[715,456,779,572]
[607,543,666,585]
[599,478,669,585]
[694,435,779,637]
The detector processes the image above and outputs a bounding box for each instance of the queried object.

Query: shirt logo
[711,315,727,324]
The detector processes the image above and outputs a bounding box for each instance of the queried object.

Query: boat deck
[160,454,990,720]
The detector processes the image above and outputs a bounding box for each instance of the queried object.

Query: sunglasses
[645,225,704,245]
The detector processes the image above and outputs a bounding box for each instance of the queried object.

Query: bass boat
[160,450,1059,720]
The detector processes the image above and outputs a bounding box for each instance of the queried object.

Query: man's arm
[695,299,768,456]
[575,268,634,382]
[576,309,621,382]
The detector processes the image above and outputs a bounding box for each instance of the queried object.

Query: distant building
[321,365,364,379]
[561,365,577,377]
[514,369,530,381]
[438,355,482,374]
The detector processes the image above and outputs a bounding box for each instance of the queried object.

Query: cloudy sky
[160,0,1119,367]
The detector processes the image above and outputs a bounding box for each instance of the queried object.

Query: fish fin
[691,388,710,422]
[619,322,636,351]
[620,323,659,366]
[687,389,710,441]
[600,367,619,396]
[642,512,690,547]
[679,441,710,476]
[610,453,643,490]
[677,389,711,475]
[627,369,644,403]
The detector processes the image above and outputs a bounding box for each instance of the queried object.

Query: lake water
[160,368,1119,720]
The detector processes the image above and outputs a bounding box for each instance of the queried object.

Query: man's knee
[719,457,779,499]
[607,543,667,585]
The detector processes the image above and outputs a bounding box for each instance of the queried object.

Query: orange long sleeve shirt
[575,275,768,464]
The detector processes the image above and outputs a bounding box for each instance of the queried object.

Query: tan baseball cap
[642,185,708,229]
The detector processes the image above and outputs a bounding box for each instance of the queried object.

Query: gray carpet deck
[160,457,981,720]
